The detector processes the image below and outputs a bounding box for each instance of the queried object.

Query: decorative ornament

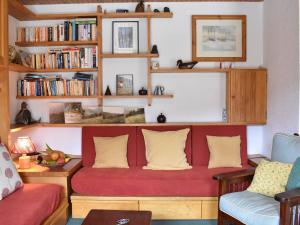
[157,113,167,123]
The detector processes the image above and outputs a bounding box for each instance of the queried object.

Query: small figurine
[138,87,148,95]
[147,5,151,12]
[15,102,41,125]
[157,113,167,123]
[97,5,102,13]
[151,61,160,69]
[135,0,145,12]
[104,86,112,96]
[153,86,165,95]
[151,45,159,54]
[177,60,198,69]
[154,9,160,13]
[164,7,170,13]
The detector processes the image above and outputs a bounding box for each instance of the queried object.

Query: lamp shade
[11,137,36,154]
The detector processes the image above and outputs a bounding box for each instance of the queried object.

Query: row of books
[17,18,97,43]
[29,47,98,70]
[17,77,97,97]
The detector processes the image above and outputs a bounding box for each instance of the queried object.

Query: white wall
[263,0,300,157]
[9,2,264,155]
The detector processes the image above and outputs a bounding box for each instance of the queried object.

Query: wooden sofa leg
[218,210,224,225]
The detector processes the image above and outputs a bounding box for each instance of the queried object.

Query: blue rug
[67,218,217,225]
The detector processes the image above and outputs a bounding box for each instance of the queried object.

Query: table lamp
[11,136,36,169]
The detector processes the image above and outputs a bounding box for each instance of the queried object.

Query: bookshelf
[16,96,98,99]
[101,53,159,58]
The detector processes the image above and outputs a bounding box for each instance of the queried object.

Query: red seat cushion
[82,126,137,167]
[71,166,247,197]
[0,183,61,225]
[136,126,192,166]
[192,125,248,166]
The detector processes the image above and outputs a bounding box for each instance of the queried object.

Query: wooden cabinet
[227,69,267,124]
[0,0,10,145]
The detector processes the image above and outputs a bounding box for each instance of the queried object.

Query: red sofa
[71,125,250,219]
[0,183,67,225]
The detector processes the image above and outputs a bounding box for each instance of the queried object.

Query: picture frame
[116,74,133,96]
[192,15,246,62]
[112,21,139,54]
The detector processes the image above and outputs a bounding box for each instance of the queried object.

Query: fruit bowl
[37,144,71,167]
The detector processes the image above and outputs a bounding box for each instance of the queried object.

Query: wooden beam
[8,0,36,21]
[20,0,263,4]
[0,0,10,146]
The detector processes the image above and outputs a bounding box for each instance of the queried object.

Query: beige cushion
[207,135,242,168]
[93,135,129,168]
[142,129,192,170]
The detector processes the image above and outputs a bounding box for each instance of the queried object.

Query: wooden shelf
[151,68,230,73]
[16,96,99,99]
[15,40,98,47]
[35,13,98,21]
[101,53,159,58]
[101,12,173,19]
[10,123,40,133]
[102,94,173,99]
[33,68,98,73]
[9,63,33,72]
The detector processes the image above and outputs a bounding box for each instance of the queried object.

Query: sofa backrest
[82,126,137,167]
[271,133,300,163]
[136,126,192,166]
[82,125,248,167]
[191,125,248,166]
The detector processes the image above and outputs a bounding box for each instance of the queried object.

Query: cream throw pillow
[93,135,129,168]
[142,129,192,170]
[207,135,242,168]
[247,160,292,197]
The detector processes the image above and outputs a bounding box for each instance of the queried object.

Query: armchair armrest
[213,168,256,181]
[275,188,300,205]
[213,168,256,197]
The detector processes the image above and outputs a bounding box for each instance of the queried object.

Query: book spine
[64,21,69,41]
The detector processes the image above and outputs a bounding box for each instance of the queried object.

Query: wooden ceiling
[21,0,263,4]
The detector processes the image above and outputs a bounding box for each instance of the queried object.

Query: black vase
[157,113,166,123]
[138,87,148,95]
[104,86,112,96]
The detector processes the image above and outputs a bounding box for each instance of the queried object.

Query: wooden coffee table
[82,210,152,225]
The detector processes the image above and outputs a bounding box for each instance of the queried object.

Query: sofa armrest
[275,188,300,205]
[213,168,255,197]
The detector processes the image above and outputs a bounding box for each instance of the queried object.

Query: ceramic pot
[157,113,166,123]
[139,87,148,95]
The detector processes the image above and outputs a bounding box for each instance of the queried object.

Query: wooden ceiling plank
[21,0,263,4]
[8,0,36,21]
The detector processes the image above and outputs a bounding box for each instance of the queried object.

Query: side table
[248,154,268,167]
[16,158,82,199]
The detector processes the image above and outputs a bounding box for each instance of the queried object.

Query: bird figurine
[176,60,198,69]
[15,102,41,125]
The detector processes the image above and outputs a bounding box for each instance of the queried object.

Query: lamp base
[19,154,31,169]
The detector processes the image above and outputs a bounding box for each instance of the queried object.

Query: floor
[67,218,217,225]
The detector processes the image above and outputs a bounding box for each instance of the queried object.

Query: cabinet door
[228,69,267,124]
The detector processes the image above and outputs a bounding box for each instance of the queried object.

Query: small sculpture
[135,0,145,12]
[164,7,170,13]
[177,60,198,69]
[104,86,112,95]
[138,87,148,95]
[154,9,160,13]
[151,45,159,54]
[15,102,41,125]
[153,86,165,95]
[147,5,151,12]
[157,113,167,123]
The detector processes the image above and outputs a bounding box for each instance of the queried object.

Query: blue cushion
[271,133,300,164]
[220,191,279,225]
[286,157,300,191]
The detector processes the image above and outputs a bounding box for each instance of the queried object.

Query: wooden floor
[71,195,218,220]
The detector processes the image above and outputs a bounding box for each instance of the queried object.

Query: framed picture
[64,102,83,124]
[192,15,246,62]
[116,74,133,96]
[102,106,125,124]
[124,107,145,124]
[49,103,65,123]
[113,21,139,54]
